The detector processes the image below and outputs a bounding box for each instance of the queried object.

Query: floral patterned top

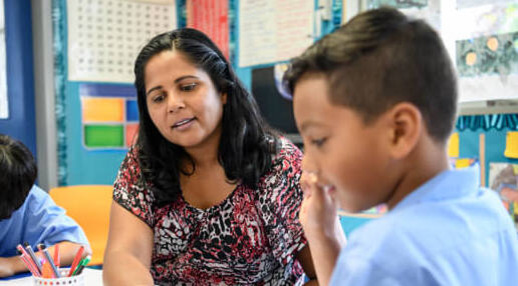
[113,137,307,285]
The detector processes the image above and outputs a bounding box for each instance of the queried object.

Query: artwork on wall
[367,0,518,102]
[67,0,177,83]
[80,83,139,149]
[489,162,518,230]
[456,32,518,77]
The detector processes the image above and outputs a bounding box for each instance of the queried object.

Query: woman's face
[144,50,227,150]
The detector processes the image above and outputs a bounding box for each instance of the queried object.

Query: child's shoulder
[343,191,518,278]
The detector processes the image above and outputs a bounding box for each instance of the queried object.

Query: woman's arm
[103,202,154,286]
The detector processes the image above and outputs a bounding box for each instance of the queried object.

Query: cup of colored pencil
[16,243,90,286]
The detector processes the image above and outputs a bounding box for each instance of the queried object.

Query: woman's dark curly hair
[134,28,277,206]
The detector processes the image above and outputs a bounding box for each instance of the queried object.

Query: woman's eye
[311,137,327,148]
[180,83,197,92]
[152,94,165,103]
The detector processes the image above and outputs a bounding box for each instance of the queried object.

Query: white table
[0,268,103,285]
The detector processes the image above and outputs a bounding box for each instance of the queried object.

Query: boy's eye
[180,83,197,92]
[311,137,327,148]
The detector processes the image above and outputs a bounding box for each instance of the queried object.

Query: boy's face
[293,73,395,213]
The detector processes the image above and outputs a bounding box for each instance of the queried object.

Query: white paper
[459,75,518,102]
[238,0,314,67]
[67,0,177,83]
[0,0,7,119]
[456,0,513,9]
[448,2,518,41]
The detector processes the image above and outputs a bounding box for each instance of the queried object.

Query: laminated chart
[67,0,177,83]
[238,0,314,67]
[80,84,139,149]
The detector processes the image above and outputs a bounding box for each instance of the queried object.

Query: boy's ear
[385,102,422,159]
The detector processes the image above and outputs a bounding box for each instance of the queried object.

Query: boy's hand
[0,257,17,277]
[299,172,347,286]
[299,172,340,240]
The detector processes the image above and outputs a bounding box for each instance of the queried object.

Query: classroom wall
[49,0,344,186]
[22,0,518,191]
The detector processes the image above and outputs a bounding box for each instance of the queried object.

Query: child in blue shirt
[284,7,518,286]
[0,134,90,277]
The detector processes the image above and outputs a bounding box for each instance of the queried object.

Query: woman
[103,28,316,285]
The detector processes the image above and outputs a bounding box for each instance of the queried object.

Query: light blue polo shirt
[0,185,89,257]
[330,166,518,285]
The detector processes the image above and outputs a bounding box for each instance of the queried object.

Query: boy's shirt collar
[392,165,481,212]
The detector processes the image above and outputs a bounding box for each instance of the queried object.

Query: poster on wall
[451,2,518,102]
[67,0,177,83]
[367,0,518,102]
[187,0,229,59]
[238,0,315,67]
[489,163,518,231]
[0,0,7,119]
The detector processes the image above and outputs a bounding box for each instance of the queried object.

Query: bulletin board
[52,0,341,186]
[52,0,181,186]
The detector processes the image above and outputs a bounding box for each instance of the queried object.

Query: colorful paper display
[82,98,124,122]
[84,125,124,148]
[80,83,138,149]
[504,131,518,159]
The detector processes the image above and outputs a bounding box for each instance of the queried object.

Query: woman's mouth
[172,117,196,129]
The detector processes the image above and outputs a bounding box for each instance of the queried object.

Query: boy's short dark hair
[284,7,457,142]
[0,134,37,219]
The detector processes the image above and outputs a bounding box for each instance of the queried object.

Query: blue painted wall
[457,127,518,187]
[0,0,37,157]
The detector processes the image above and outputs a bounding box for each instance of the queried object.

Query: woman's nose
[166,92,185,113]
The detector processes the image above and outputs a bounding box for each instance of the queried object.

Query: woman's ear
[385,102,422,160]
[221,93,228,105]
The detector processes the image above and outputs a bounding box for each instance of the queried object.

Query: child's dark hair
[284,7,457,142]
[0,134,37,219]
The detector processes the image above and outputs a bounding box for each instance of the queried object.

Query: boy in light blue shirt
[285,7,518,286]
[0,134,90,277]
